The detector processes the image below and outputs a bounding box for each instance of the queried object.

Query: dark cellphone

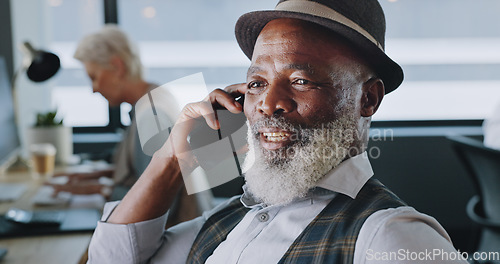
[235,95,245,110]
[188,94,247,172]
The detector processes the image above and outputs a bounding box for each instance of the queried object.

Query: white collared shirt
[87,153,467,264]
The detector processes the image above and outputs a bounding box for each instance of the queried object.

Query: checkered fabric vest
[186,178,406,264]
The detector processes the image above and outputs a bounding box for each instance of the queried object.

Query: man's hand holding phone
[107,83,247,225]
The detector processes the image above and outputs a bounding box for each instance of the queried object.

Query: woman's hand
[50,182,109,196]
[52,169,113,183]
[47,170,115,199]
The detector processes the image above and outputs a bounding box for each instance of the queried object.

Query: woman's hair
[74,24,142,80]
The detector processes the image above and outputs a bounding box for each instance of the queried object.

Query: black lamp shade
[26,51,60,82]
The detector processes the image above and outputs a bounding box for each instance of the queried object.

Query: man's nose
[257,84,295,116]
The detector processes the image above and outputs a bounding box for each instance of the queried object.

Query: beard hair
[242,114,358,206]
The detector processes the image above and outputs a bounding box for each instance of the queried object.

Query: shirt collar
[316,152,373,199]
[240,152,374,207]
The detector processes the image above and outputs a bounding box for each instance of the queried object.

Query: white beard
[242,115,358,206]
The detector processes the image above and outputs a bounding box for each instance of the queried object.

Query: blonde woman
[53,25,207,226]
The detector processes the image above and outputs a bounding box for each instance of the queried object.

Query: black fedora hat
[235,0,403,94]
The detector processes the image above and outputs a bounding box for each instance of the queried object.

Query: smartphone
[188,95,247,173]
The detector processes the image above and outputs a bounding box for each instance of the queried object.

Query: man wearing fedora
[87,0,467,263]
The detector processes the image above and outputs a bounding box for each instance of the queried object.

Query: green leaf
[33,110,64,127]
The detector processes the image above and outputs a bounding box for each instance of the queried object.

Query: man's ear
[110,55,126,77]
[360,78,384,117]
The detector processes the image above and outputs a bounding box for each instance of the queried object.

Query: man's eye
[294,79,310,85]
[248,81,264,89]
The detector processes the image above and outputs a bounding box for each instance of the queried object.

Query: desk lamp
[5,42,61,172]
[16,41,60,83]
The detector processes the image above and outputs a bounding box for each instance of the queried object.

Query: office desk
[0,169,93,264]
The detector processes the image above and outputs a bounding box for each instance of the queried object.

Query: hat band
[275,0,384,51]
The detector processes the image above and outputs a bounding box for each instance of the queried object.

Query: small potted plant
[34,111,63,127]
[26,110,72,164]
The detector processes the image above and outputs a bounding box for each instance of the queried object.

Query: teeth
[263,132,290,142]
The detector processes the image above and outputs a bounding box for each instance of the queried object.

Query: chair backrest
[447,135,500,221]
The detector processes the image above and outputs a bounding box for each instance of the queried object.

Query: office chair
[447,135,500,262]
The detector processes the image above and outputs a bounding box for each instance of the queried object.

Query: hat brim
[235,10,404,94]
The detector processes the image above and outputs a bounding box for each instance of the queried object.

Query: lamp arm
[20,42,37,67]
[11,66,24,127]
[3,65,31,172]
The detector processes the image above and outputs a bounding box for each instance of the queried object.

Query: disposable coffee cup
[30,143,56,178]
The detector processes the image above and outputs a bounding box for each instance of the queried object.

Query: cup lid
[30,143,56,155]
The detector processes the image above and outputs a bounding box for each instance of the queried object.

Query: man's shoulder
[344,178,407,217]
[354,206,460,263]
[361,206,449,238]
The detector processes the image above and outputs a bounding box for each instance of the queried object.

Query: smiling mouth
[262,132,291,142]
[258,130,296,151]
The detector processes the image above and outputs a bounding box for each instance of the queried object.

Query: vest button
[258,213,269,222]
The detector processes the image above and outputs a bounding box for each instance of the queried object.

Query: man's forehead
[247,63,316,76]
[249,25,362,78]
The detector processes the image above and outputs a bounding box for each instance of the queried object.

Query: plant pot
[26,126,73,164]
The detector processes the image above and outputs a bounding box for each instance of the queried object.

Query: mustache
[250,116,300,135]
[249,116,315,146]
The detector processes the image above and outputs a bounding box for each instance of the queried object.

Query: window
[376,0,500,121]
[48,0,109,127]
[117,0,274,111]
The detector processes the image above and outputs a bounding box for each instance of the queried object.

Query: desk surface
[0,169,93,264]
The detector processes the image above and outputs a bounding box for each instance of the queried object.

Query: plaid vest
[186,178,406,264]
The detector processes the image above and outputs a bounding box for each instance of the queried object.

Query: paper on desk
[47,176,69,185]
[70,194,105,209]
[0,183,27,202]
[32,186,72,205]
[64,160,113,174]
[32,186,105,209]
